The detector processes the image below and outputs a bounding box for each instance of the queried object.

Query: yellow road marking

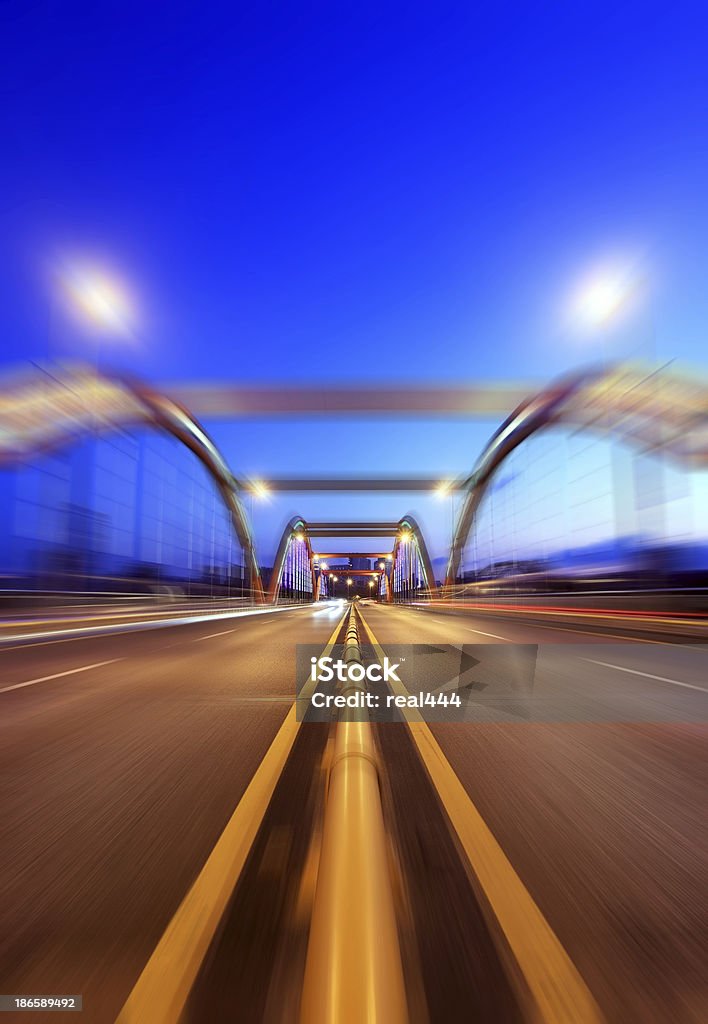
[115,609,347,1024]
[358,608,605,1024]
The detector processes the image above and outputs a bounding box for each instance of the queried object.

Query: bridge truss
[1,362,706,603]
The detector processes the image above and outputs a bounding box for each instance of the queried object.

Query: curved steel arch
[270,515,437,603]
[268,516,317,603]
[392,514,436,597]
[0,365,265,602]
[445,363,708,586]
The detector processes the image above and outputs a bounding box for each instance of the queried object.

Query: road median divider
[300,606,408,1024]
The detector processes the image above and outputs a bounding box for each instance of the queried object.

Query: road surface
[0,600,705,1022]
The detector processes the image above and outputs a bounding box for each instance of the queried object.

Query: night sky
[1,2,707,562]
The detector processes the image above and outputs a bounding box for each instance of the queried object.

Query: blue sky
[1,1,707,564]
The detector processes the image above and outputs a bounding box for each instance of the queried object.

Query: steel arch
[445,363,708,586]
[0,366,265,602]
[390,514,436,598]
[268,516,317,603]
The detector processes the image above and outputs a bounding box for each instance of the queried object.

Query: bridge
[0,362,707,1023]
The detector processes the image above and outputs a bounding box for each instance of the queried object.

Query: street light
[571,266,638,330]
[64,266,133,335]
[247,480,269,536]
[436,480,456,552]
[250,480,270,499]
[576,278,627,325]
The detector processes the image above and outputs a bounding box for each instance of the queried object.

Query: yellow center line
[358,607,605,1024]
[114,608,347,1024]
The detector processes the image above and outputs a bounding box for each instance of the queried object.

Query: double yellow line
[116,609,348,1024]
[301,608,407,1023]
[357,607,605,1024]
[118,603,605,1024]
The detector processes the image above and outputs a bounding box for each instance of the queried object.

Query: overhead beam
[307,529,400,538]
[314,552,392,559]
[307,522,401,530]
[158,383,535,419]
[322,569,382,576]
[243,476,466,492]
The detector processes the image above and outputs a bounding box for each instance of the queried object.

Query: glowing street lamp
[368,579,375,589]
[250,480,270,499]
[572,267,638,329]
[247,479,269,527]
[576,279,626,325]
[437,480,456,549]
[346,578,353,587]
[331,575,338,582]
[64,266,133,335]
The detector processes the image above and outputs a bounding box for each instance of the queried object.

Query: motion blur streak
[114,609,348,1024]
[357,607,604,1024]
[0,601,329,648]
[0,363,706,1022]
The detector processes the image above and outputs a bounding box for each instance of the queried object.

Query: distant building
[350,556,371,570]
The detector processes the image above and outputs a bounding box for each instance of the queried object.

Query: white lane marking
[462,627,510,641]
[192,629,235,642]
[583,659,708,693]
[0,659,122,695]
[420,614,514,638]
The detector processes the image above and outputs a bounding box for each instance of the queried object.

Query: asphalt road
[1,599,706,1023]
[0,602,345,1023]
[358,602,708,1024]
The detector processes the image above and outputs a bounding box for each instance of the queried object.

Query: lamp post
[62,266,135,376]
[61,266,135,588]
[247,482,269,596]
[436,481,456,583]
